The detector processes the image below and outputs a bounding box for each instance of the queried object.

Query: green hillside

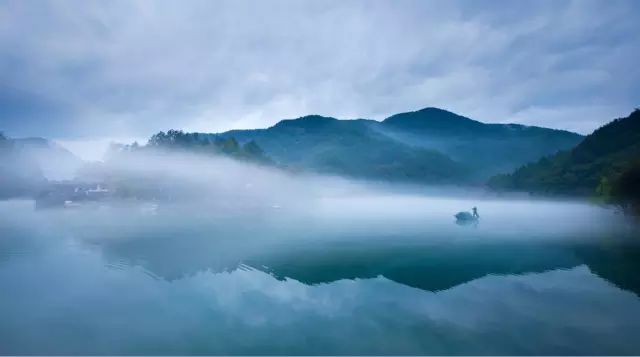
[206,107,583,183]
[489,109,640,200]
[380,108,583,178]
[211,115,469,183]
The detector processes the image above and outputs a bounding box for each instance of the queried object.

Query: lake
[1,191,639,355]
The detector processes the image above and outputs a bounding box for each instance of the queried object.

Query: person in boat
[472,206,479,218]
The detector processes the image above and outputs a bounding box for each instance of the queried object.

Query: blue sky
[0,0,638,157]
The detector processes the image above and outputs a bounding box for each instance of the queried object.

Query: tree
[218,137,240,154]
[243,140,263,156]
[595,176,612,199]
[611,163,640,215]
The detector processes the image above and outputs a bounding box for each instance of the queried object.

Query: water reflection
[96,233,640,296]
[1,198,640,354]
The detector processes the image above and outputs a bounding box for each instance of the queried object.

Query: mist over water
[1,153,640,355]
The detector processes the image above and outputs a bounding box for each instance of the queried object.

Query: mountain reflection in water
[1,197,640,355]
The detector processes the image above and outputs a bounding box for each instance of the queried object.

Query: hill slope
[0,134,47,198]
[206,107,583,183]
[13,137,82,180]
[211,115,469,183]
[489,109,640,197]
[379,107,583,178]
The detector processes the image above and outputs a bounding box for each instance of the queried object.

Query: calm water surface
[1,193,639,355]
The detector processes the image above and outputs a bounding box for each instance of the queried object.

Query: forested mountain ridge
[209,114,470,183]
[378,107,583,178]
[0,107,588,199]
[106,129,272,165]
[489,109,640,211]
[204,107,583,183]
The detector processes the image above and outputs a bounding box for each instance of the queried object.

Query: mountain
[0,134,83,199]
[211,115,469,183]
[12,137,82,180]
[205,107,583,183]
[379,107,583,178]
[0,134,47,199]
[489,109,640,200]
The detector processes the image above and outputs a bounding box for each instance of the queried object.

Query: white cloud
[0,0,638,139]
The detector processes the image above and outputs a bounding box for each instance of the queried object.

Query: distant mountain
[380,108,583,178]
[0,133,47,199]
[489,109,640,200]
[211,114,469,183]
[205,107,583,183]
[13,137,82,180]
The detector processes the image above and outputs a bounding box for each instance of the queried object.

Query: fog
[2,162,638,297]
[2,151,640,354]
[30,148,633,239]
[1,147,635,273]
[19,147,637,241]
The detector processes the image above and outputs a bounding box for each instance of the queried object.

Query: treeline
[109,129,271,164]
[489,109,640,214]
[72,130,274,202]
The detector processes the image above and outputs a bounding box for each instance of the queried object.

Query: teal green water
[1,195,639,355]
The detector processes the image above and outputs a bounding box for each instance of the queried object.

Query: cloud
[0,0,638,140]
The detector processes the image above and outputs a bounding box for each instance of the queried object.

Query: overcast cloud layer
[1,0,639,146]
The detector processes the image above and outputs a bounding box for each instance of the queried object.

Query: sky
[0,0,639,159]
